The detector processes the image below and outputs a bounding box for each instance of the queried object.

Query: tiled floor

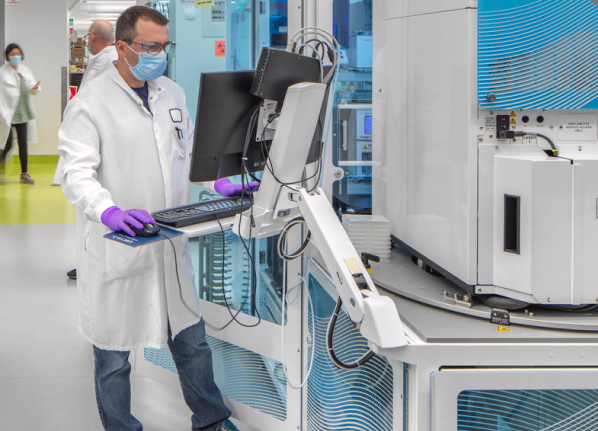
[0,159,256,431]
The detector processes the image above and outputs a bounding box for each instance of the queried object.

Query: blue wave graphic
[307,275,394,431]
[478,0,598,109]
[458,389,598,430]
[144,335,287,421]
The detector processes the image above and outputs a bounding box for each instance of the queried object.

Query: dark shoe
[67,269,77,280]
[20,173,35,184]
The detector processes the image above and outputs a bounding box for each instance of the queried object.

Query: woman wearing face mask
[0,43,41,184]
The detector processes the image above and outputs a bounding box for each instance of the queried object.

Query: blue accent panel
[144,335,287,421]
[478,0,598,109]
[479,0,544,12]
[458,389,598,430]
[306,275,394,431]
[582,99,598,109]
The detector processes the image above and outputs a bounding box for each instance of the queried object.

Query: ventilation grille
[144,335,287,421]
[251,47,270,96]
[478,0,598,109]
[306,274,394,431]
[458,389,598,430]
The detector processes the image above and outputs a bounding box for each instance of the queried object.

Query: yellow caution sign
[362,144,369,150]
[497,326,512,332]
[195,0,215,7]
[510,111,517,117]
[510,118,517,125]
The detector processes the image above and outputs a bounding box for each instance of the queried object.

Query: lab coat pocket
[171,128,187,160]
[105,240,149,279]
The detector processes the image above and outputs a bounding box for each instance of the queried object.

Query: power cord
[512,131,559,156]
[157,219,262,331]
[280,275,316,389]
[205,215,261,331]
[326,298,375,369]
[277,217,311,261]
[158,233,200,320]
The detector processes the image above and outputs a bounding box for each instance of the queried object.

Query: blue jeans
[93,319,231,431]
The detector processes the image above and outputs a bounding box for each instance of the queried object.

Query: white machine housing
[373,0,598,305]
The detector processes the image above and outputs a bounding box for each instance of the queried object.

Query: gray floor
[0,224,255,431]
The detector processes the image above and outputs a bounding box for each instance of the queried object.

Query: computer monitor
[189,70,264,183]
[190,62,331,184]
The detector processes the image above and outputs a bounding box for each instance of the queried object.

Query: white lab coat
[0,62,40,149]
[58,63,199,350]
[79,45,118,88]
[53,46,118,184]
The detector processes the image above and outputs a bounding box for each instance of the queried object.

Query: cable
[513,131,559,156]
[287,28,340,84]
[307,61,340,193]
[159,234,200,319]
[206,215,261,330]
[258,116,321,189]
[326,298,376,369]
[535,133,558,156]
[280,272,315,389]
[277,217,312,261]
[296,43,324,83]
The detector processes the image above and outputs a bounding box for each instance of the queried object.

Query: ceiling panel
[69,0,141,33]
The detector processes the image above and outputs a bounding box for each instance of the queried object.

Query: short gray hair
[89,20,114,43]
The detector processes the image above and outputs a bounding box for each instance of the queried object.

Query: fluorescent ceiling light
[86,1,136,4]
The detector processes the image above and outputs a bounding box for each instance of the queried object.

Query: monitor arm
[233,82,408,350]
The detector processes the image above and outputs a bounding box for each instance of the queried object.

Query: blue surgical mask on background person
[124,43,167,81]
[8,56,22,66]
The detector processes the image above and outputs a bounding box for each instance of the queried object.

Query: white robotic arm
[233,82,407,350]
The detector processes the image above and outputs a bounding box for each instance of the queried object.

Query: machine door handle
[342,120,348,151]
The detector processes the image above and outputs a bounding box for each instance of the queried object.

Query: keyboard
[152,197,252,228]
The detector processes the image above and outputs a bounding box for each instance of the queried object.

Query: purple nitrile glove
[101,206,156,237]
[214,178,259,197]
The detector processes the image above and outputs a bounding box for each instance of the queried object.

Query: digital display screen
[365,115,372,135]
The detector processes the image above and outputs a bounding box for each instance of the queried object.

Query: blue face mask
[8,56,22,66]
[124,43,167,81]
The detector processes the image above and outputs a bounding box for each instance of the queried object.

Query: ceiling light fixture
[86,1,136,4]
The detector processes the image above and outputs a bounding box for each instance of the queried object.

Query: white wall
[5,0,69,156]
[0,3,5,54]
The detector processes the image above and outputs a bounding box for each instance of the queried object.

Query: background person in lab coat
[54,19,118,189]
[55,19,119,281]
[0,43,40,184]
[80,19,118,88]
[58,7,235,431]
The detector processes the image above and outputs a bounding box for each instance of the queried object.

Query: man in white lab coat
[58,7,235,431]
[56,20,119,280]
[80,19,118,87]
[53,19,118,190]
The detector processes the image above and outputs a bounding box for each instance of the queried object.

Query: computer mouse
[127,222,160,237]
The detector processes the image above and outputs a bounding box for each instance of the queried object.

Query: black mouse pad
[104,225,184,248]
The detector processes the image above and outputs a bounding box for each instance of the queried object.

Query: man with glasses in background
[80,19,118,88]
[57,6,237,431]
[55,20,118,284]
